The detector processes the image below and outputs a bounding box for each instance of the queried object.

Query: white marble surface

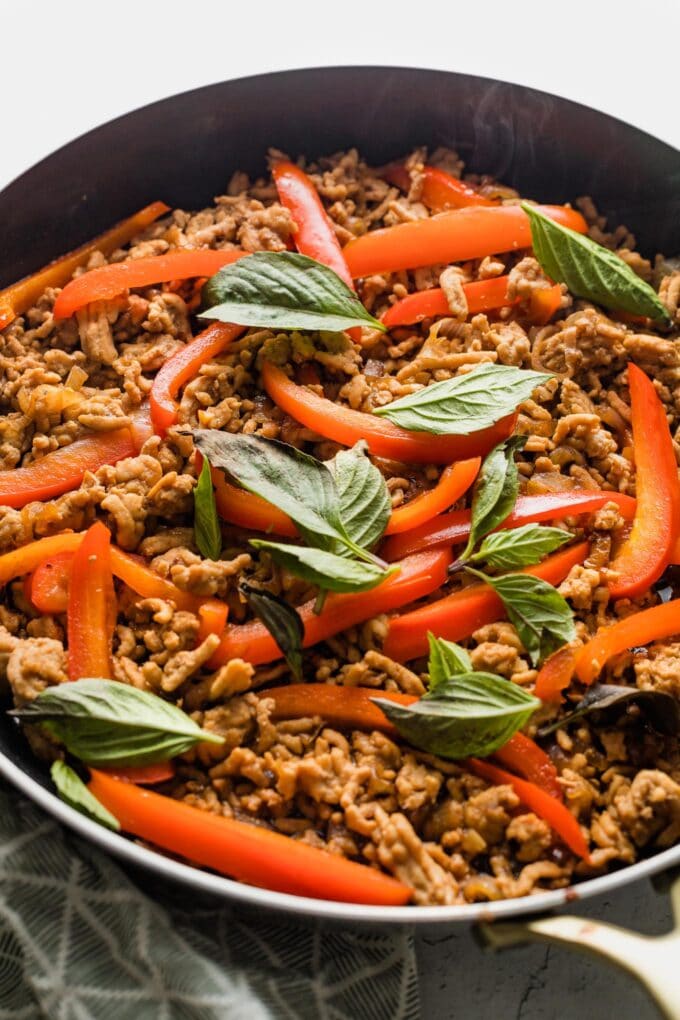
[2,3,678,1015]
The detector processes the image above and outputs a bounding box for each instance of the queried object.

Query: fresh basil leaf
[372,364,551,435]
[250,540,395,593]
[427,632,472,692]
[471,524,572,570]
[468,569,576,667]
[241,582,304,681]
[538,684,680,737]
[461,435,526,559]
[373,672,539,759]
[51,760,120,831]
[199,251,384,333]
[522,203,670,324]
[327,441,391,550]
[12,679,224,767]
[193,456,222,561]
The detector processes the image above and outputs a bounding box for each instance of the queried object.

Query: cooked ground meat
[2,145,679,906]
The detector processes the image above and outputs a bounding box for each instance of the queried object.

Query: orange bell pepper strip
[213,458,479,540]
[342,204,588,278]
[67,521,115,680]
[149,322,245,434]
[534,643,579,702]
[273,161,355,290]
[385,460,480,535]
[466,758,590,860]
[262,361,517,466]
[575,597,680,686]
[53,249,246,320]
[209,547,452,667]
[382,163,497,210]
[0,202,169,332]
[381,277,515,327]
[87,769,412,904]
[528,283,563,325]
[100,762,175,785]
[197,600,229,643]
[384,541,588,662]
[607,364,680,600]
[382,491,637,562]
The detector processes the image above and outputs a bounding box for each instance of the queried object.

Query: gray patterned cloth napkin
[0,783,420,1020]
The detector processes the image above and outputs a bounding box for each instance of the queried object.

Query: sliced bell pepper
[197,600,229,643]
[382,162,498,211]
[25,552,73,613]
[575,597,680,686]
[385,459,480,535]
[100,762,175,785]
[528,283,563,325]
[67,521,115,680]
[534,643,579,702]
[384,541,588,662]
[213,458,479,540]
[208,547,452,667]
[53,249,245,320]
[465,758,590,860]
[608,364,680,600]
[262,360,517,465]
[381,277,515,327]
[149,322,244,434]
[491,731,562,800]
[0,202,169,332]
[382,491,637,562]
[342,204,588,278]
[273,161,355,290]
[87,770,412,904]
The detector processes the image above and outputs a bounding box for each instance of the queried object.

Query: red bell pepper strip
[25,552,73,613]
[465,758,590,860]
[87,770,412,904]
[67,521,115,680]
[383,163,498,210]
[53,249,246,320]
[385,460,480,535]
[197,600,229,643]
[384,541,588,662]
[342,204,588,278]
[0,202,170,332]
[212,469,299,537]
[262,361,517,466]
[273,161,355,290]
[528,283,563,325]
[100,762,175,785]
[381,277,515,327]
[382,491,637,562]
[575,597,680,686]
[150,322,244,434]
[491,731,562,800]
[208,547,452,668]
[607,364,680,600]
[534,644,579,702]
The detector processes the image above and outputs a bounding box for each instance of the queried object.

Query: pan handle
[478,868,680,1020]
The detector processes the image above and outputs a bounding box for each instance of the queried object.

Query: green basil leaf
[538,684,680,737]
[522,203,670,324]
[192,430,348,551]
[250,540,395,593]
[327,441,391,550]
[372,364,551,435]
[373,672,539,759]
[12,679,224,766]
[427,632,472,692]
[200,251,384,333]
[193,456,222,561]
[471,524,572,570]
[462,435,526,558]
[50,760,120,831]
[468,570,576,667]
[241,582,304,682]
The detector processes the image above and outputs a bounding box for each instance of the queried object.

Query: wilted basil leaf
[427,632,472,692]
[193,457,222,561]
[250,540,395,593]
[522,203,670,323]
[241,582,304,681]
[13,679,224,766]
[471,524,572,570]
[538,683,680,737]
[373,672,540,758]
[372,364,551,435]
[200,251,384,332]
[50,760,120,831]
[461,435,526,560]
